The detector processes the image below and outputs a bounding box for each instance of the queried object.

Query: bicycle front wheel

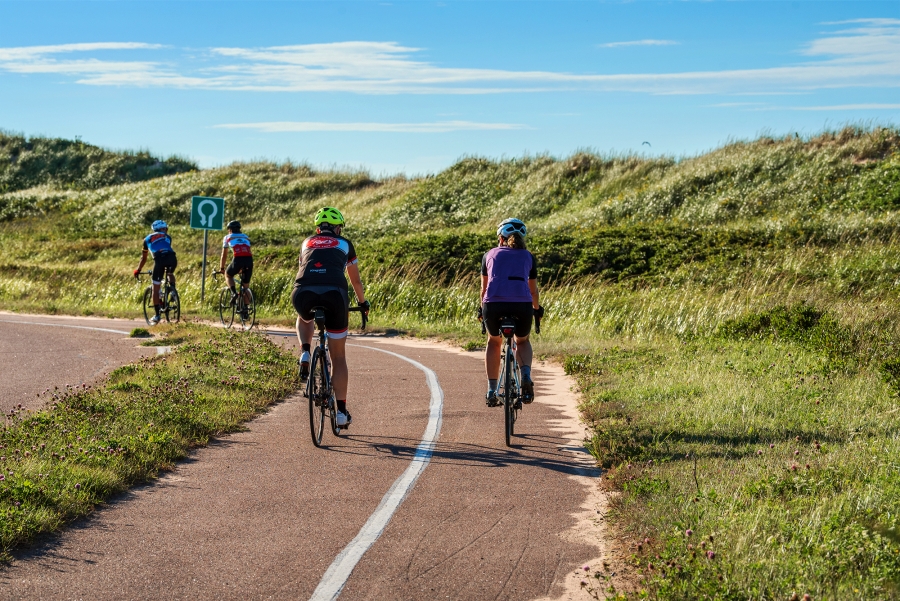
[163,288,180,323]
[142,287,154,326]
[237,288,256,331]
[308,349,326,447]
[219,288,235,328]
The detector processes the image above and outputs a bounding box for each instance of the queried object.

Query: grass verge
[567,305,900,600]
[0,322,297,560]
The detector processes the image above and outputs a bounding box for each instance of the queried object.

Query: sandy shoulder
[350,334,614,601]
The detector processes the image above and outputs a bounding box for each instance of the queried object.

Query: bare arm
[135,250,148,276]
[528,279,540,310]
[346,262,365,304]
[219,248,228,272]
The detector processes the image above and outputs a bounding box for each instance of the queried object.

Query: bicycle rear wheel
[165,288,181,323]
[504,346,516,447]
[219,288,235,328]
[237,288,256,331]
[308,348,327,447]
[142,287,154,325]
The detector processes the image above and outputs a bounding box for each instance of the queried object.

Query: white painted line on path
[0,319,132,336]
[309,344,444,601]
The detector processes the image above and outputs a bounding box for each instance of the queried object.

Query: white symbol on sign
[198,199,218,227]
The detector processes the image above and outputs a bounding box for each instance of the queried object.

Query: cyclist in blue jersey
[292,207,368,428]
[133,219,178,325]
[218,220,254,316]
[479,218,544,406]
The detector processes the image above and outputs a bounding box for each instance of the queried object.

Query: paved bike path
[1,323,604,600]
[0,313,155,414]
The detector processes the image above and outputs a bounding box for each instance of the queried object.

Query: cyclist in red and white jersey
[291,207,369,427]
[218,220,254,314]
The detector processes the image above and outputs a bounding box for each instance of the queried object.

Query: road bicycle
[213,271,256,331]
[482,313,541,447]
[305,305,368,447]
[138,268,180,326]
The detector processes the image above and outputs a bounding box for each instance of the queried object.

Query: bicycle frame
[139,268,179,325]
[306,305,368,446]
[497,318,521,446]
[213,270,255,330]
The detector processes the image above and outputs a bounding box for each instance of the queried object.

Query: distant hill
[0,132,196,193]
[2,126,898,234]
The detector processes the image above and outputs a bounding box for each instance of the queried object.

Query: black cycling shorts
[483,301,534,338]
[291,286,350,338]
[226,256,254,284]
[151,252,177,284]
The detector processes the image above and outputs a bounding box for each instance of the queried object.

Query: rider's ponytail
[505,233,527,250]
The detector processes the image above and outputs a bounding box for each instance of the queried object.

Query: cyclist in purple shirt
[479,218,544,406]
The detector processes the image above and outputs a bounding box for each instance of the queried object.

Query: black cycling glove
[360,300,371,314]
[477,306,484,321]
[533,306,545,319]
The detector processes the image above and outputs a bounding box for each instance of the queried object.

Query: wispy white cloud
[598,39,678,48]
[214,120,528,133]
[768,103,900,111]
[0,42,162,61]
[0,42,182,82]
[1,20,900,95]
[708,102,767,108]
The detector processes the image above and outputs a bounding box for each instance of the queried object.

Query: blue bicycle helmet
[151,220,168,231]
[497,218,526,239]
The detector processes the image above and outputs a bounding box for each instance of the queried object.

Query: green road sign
[190,196,225,230]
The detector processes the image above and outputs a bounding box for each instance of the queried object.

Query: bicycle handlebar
[349,305,368,330]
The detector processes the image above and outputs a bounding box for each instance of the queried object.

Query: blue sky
[1,1,899,175]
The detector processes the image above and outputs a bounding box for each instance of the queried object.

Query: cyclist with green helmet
[291,207,369,428]
[133,219,177,326]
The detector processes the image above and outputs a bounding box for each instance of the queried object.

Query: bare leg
[328,337,348,401]
[514,335,532,369]
[152,283,161,306]
[242,281,251,305]
[296,315,314,348]
[485,335,502,380]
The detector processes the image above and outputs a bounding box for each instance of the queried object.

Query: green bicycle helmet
[314,206,345,227]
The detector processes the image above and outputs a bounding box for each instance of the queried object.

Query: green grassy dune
[3,126,900,598]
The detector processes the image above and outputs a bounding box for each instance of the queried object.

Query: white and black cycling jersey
[294,232,358,290]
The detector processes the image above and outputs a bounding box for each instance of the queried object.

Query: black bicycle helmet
[226,220,241,232]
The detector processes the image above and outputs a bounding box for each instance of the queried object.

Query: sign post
[190,196,225,303]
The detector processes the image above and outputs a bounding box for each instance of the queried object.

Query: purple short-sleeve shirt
[481,247,537,303]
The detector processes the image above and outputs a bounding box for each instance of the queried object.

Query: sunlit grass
[4,126,900,596]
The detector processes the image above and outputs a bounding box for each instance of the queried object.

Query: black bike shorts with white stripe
[226,256,254,283]
[291,285,350,338]
[151,252,178,285]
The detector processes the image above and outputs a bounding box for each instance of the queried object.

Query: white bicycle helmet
[151,220,168,231]
[497,218,526,239]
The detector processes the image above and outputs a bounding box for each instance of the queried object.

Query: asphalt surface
[1,317,602,601]
[0,313,155,414]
